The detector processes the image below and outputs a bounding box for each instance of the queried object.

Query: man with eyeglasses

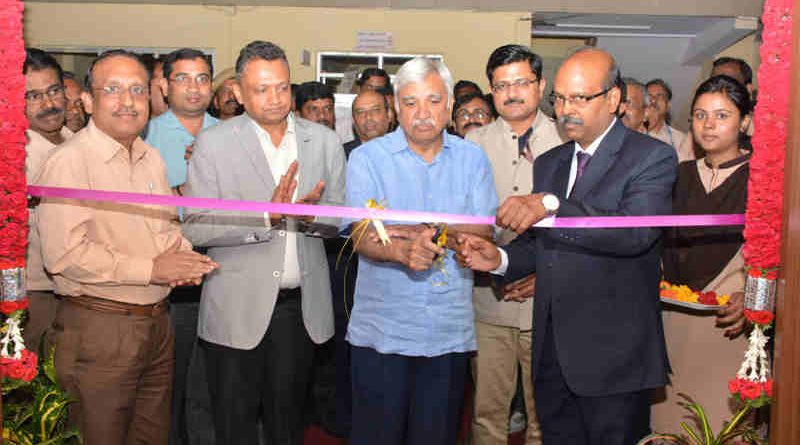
[645,78,691,161]
[452,92,494,138]
[22,48,74,356]
[464,44,562,445]
[145,48,218,196]
[457,47,675,445]
[143,47,218,445]
[35,49,218,445]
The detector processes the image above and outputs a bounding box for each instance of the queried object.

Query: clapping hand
[151,239,219,287]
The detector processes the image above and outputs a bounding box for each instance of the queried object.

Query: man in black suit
[457,47,676,444]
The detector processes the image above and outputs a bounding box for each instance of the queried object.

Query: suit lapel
[233,116,276,191]
[552,147,572,198]
[569,120,627,201]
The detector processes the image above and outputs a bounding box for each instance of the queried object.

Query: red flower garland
[743,0,793,275]
[0,0,28,271]
[0,0,36,385]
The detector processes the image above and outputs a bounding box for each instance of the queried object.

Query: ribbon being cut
[27,185,745,229]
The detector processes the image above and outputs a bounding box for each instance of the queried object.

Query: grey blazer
[182,114,346,349]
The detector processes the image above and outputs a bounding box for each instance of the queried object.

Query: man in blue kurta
[344,57,498,445]
[143,47,218,445]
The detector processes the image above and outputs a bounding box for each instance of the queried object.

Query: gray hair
[622,76,649,106]
[393,57,454,103]
[565,46,621,90]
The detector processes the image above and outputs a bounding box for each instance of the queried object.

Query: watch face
[543,195,559,211]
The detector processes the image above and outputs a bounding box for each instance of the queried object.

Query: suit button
[272,271,280,278]
[513,186,519,192]
[512,160,518,166]
[278,230,286,237]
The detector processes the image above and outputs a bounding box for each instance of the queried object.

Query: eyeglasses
[25,85,65,103]
[549,87,612,108]
[170,73,211,86]
[94,84,149,98]
[354,106,387,119]
[455,109,491,122]
[491,78,538,94]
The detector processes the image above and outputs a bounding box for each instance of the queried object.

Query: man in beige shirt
[466,45,564,445]
[22,48,74,354]
[36,50,217,445]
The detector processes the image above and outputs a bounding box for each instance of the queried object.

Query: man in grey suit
[182,40,346,445]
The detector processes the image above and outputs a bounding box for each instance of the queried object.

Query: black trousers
[325,239,357,438]
[202,289,315,445]
[534,313,652,445]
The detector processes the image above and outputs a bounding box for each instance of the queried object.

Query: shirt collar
[496,110,549,136]
[86,119,149,164]
[164,109,218,131]
[575,117,617,156]
[247,111,296,141]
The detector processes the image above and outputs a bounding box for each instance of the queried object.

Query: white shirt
[493,118,618,275]
[250,113,302,289]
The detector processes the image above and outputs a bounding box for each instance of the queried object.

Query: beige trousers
[471,320,541,445]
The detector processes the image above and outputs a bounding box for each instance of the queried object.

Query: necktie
[575,151,592,182]
[570,151,592,197]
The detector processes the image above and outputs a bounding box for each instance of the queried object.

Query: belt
[59,294,169,317]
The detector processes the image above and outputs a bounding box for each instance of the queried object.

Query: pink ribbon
[27,185,745,228]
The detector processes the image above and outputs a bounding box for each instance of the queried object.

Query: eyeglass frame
[454,108,491,122]
[25,84,66,103]
[491,77,539,94]
[92,84,150,98]
[549,86,614,108]
[168,73,212,86]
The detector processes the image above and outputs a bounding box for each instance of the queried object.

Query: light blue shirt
[145,110,219,187]
[344,127,498,357]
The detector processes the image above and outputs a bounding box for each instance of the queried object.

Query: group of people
[21,37,755,445]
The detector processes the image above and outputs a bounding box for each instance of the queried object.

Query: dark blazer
[504,120,677,397]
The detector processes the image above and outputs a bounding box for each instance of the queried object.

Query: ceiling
[533,13,758,37]
[30,0,764,17]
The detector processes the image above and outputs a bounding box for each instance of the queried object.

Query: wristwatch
[542,193,560,216]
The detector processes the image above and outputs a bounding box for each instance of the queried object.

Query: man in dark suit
[457,47,676,445]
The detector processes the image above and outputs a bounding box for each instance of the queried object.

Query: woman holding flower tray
[653,75,752,433]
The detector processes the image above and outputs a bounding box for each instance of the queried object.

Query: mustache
[464,122,483,130]
[112,108,139,117]
[412,118,435,128]
[36,107,63,120]
[224,98,238,106]
[558,115,584,126]
[504,98,525,106]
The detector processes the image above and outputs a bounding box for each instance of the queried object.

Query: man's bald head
[552,48,622,147]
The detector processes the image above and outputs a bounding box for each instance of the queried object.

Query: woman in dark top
[652,75,752,433]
